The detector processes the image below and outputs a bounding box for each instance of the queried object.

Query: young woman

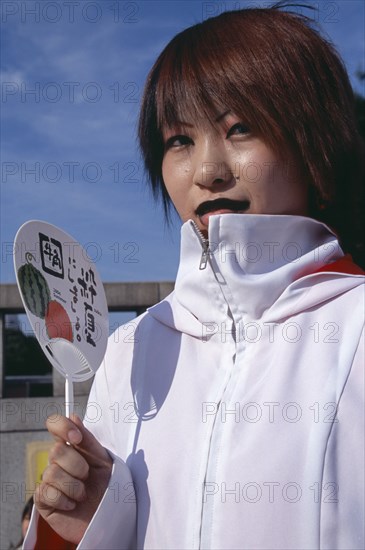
[24,5,364,550]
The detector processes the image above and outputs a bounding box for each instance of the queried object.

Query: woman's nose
[192,140,235,188]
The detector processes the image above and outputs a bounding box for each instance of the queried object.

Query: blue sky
[1,0,364,284]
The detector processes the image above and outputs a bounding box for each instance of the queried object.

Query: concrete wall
[0,282,174,550]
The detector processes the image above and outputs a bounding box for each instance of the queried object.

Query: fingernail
[68,429,82,444]
[65,500,76,510]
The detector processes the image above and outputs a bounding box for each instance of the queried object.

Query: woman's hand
[35,414,113,544]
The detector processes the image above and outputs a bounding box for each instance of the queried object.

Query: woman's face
[162,111,308,237]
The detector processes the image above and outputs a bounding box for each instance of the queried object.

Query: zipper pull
[190,221,210,270]
[199,242,209,270]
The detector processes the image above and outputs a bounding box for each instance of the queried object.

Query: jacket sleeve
[321,325,365,549]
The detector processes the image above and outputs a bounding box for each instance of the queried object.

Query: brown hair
[138,5,364,264]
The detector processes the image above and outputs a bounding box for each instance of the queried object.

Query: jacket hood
[148,214,364,337]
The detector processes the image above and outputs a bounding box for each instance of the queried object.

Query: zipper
[191,221,210,270]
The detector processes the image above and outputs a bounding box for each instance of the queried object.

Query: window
[3,314,52,397]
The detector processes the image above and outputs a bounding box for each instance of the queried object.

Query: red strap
[314,254,365,276]
[35,515,77,550]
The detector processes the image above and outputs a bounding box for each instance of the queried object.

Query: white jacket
[25,215,364,550]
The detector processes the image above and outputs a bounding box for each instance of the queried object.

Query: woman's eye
[226,123,250,138]
[164,135,192,150]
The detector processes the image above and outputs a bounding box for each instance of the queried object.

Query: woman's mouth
[196,198,250,227]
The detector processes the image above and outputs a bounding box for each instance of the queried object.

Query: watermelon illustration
[18,253,51,319]
[45,300,74,342]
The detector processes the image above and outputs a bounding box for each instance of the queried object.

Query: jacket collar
[149,215,362,335]
[176,214,342,320]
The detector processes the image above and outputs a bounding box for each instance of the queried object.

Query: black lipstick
[196,198,250,217]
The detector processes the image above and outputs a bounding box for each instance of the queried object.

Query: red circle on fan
[45,300,74,342]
